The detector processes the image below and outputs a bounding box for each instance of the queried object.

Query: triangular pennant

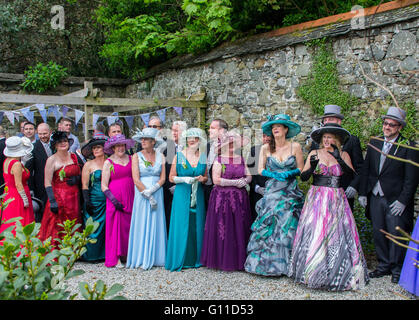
[125,116,134,130]
[14,112,20,122]
[39,109,47,123]
[140,113,150,126]
[92,114,100,128]
[107,116,117,126]
[173,106,183,117]
[20,107,34,123]
[156,108,166,123]
[74,109,84,126]
[5,111,15,125]
[61,105,69,117]
[35,103,45,111]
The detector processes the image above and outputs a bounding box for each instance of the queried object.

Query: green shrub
[21,61,68,94]
[0,216,126,300]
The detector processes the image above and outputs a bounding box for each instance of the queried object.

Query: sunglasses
[382,121,400,128]
[149,125,161,129]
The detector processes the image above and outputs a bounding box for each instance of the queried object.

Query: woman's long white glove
[142,182,161,198]
[173,176,196,184]
[18,189,29,208]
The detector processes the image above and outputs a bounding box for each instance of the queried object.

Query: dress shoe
[369,270,391,278]
[391,274,400,284]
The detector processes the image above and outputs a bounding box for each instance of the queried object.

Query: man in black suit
[26,123,52,222]
[359,106,418,284]
[247,132,270,222]
[0,126,7,195]
[310,105,364,211]
[163,120,187,231]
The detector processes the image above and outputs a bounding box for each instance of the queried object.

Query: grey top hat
[321,105,344,120]
[381,106,406,127]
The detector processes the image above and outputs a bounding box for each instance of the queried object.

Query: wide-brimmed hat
[132,127,164,148]
[216,130,250,152]
[50,131,74,151]
[103,133,136,155]
[320,104,345,121]
[310,123,351,144]
[381,106,406,127]
[4,136,34,158]
[262,114,301,139]
[81,133,109,159]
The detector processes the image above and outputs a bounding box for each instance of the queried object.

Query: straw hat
[3,136,34,158]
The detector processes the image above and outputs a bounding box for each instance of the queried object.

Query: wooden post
[83,81,94,141]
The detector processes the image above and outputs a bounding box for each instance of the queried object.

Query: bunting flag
[14,112,20,123]
[5,111,15,125]
[140,113,150,126]
[49,106,62,123]
[74,109,84,126]
[61,106,69,118]
[35,104,47,122]
[173,107,183,117]
[156,108,166,123]
[125,116,134,130]
[20,107,34,123]
[0,111,4,124]
[107,115,118,126]
[92,114,100,128]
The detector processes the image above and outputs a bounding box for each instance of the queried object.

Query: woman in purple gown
[201,131,252,271]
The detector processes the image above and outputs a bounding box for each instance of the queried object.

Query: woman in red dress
[0,136,34,236]
[39,131,82,248]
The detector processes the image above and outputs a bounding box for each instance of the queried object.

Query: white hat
[4,136,34,158]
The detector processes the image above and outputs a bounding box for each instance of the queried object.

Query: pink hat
[103,134,136,155]
[216,131,250,152]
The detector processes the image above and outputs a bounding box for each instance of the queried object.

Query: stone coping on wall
[143,1,419,80]
[0,73,132,87]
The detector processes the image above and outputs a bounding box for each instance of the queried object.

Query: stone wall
[125,5,419,216]
[126,7,418,148]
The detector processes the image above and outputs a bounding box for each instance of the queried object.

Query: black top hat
[310,123,350,144]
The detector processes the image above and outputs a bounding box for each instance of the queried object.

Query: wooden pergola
[0,81,207,140]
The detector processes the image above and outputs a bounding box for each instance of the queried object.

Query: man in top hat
[310,104,364,211]
[358,106,418,284]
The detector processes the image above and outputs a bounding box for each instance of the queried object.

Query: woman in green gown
[165,128,208,271]
[80,133,108,262]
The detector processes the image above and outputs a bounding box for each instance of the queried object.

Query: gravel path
[65,261,416,300]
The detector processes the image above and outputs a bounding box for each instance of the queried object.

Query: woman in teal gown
[165,128,208,272]
[81,134,108,262]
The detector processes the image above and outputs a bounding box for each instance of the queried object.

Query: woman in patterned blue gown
[244,114,305,276]
[126,128,167,270]
[81,133,108,262]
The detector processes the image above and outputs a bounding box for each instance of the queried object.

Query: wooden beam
[0,93,207,109]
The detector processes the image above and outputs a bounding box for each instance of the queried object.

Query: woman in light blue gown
[126,128,167,270]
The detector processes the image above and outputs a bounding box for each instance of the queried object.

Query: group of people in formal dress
[0,104,418,295]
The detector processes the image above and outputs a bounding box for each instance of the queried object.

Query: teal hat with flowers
[262,114,301,139]
[181,127,207,143]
